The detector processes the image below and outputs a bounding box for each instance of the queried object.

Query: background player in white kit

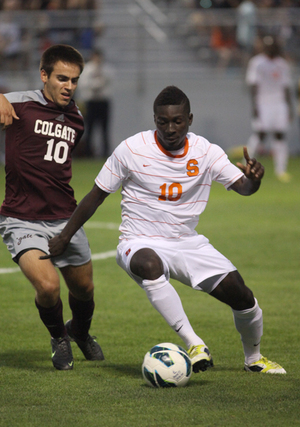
[246,36,294,183]
[43,86,285,374]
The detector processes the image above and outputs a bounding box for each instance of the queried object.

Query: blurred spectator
[32,0,99,53]
[212,0,239,7]
[246,36,294,182]
[236,0,257,65]
[66,0,96,8]
[210,25,238,69]
[0,0,21,9]
[190,0,300,8]
[78,49,114,158]
[0,0,22,70]
[0,0,97,9]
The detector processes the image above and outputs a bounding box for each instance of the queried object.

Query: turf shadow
[0,349,56,371]
[100,362,142,378]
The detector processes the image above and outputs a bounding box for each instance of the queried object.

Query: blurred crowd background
[1,0,300,72]
[1,0,300,158]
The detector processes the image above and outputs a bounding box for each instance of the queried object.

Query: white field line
[85,221,119,230]
[0,267,20,274]
[91,250,117,260]
[0,222,119,275]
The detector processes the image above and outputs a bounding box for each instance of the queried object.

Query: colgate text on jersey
[34,119,76,143]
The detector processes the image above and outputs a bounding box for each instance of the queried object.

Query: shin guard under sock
[232,298,263,364]
[35,298,66,339]
[142,275,205,348]
[68,293,95,341]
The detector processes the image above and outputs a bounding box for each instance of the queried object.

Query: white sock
[142,275,205,349]
[271,139,289,175]
[232,298,263,365]
[247,134,260,158]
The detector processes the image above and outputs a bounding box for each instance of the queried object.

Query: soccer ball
[142,342,192,388]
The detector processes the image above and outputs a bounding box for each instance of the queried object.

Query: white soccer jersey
[246,53,292,105]
[95,131,243,240]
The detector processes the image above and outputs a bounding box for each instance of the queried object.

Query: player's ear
[189,113,193,125]
[40,69,48,84]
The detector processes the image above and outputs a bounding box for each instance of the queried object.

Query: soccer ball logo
[142,342,192,388]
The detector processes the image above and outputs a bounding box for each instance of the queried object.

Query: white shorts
[0,215,91,268]
[252,102,289,133]
[116,235,237,294]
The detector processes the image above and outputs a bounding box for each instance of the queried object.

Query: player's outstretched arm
[0,94,19,129]
[40,185,109,259]
[230,146,264,196]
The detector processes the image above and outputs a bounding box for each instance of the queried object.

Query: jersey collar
[154,131,189,158]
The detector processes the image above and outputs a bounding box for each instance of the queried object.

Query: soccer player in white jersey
[246,36,294,183]
[43,86,285,374]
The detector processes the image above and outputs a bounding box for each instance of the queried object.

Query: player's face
[40,61,81,109]
[154,104,193,151]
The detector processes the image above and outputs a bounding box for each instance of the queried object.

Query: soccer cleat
[51,336,74,370]
[244,356,286,374]
[187,344,214,373]
[65,320,105,361]
[277,172,291,183]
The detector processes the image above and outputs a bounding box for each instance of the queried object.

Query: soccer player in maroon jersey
[0,44,104,370]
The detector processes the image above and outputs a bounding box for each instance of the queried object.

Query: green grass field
[0,156,299,427]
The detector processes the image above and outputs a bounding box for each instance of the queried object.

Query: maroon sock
[35,298,66,339]
[68,293,95,341]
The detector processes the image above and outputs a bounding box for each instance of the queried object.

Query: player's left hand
[236,146,264,181]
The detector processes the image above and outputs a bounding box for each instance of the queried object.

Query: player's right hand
[0,94,19,129]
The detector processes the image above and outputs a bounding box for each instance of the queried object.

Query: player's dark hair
[153,86,190,114]
[40,44,84,76]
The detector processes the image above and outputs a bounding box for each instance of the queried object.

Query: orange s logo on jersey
[186,159,199,176]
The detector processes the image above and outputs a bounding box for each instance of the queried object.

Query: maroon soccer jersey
[0,90,84,220]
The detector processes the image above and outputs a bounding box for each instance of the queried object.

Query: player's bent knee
[130,248,164,280]
[228,271,255,307]
[211,271,255,310]
[69,282,95,301]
